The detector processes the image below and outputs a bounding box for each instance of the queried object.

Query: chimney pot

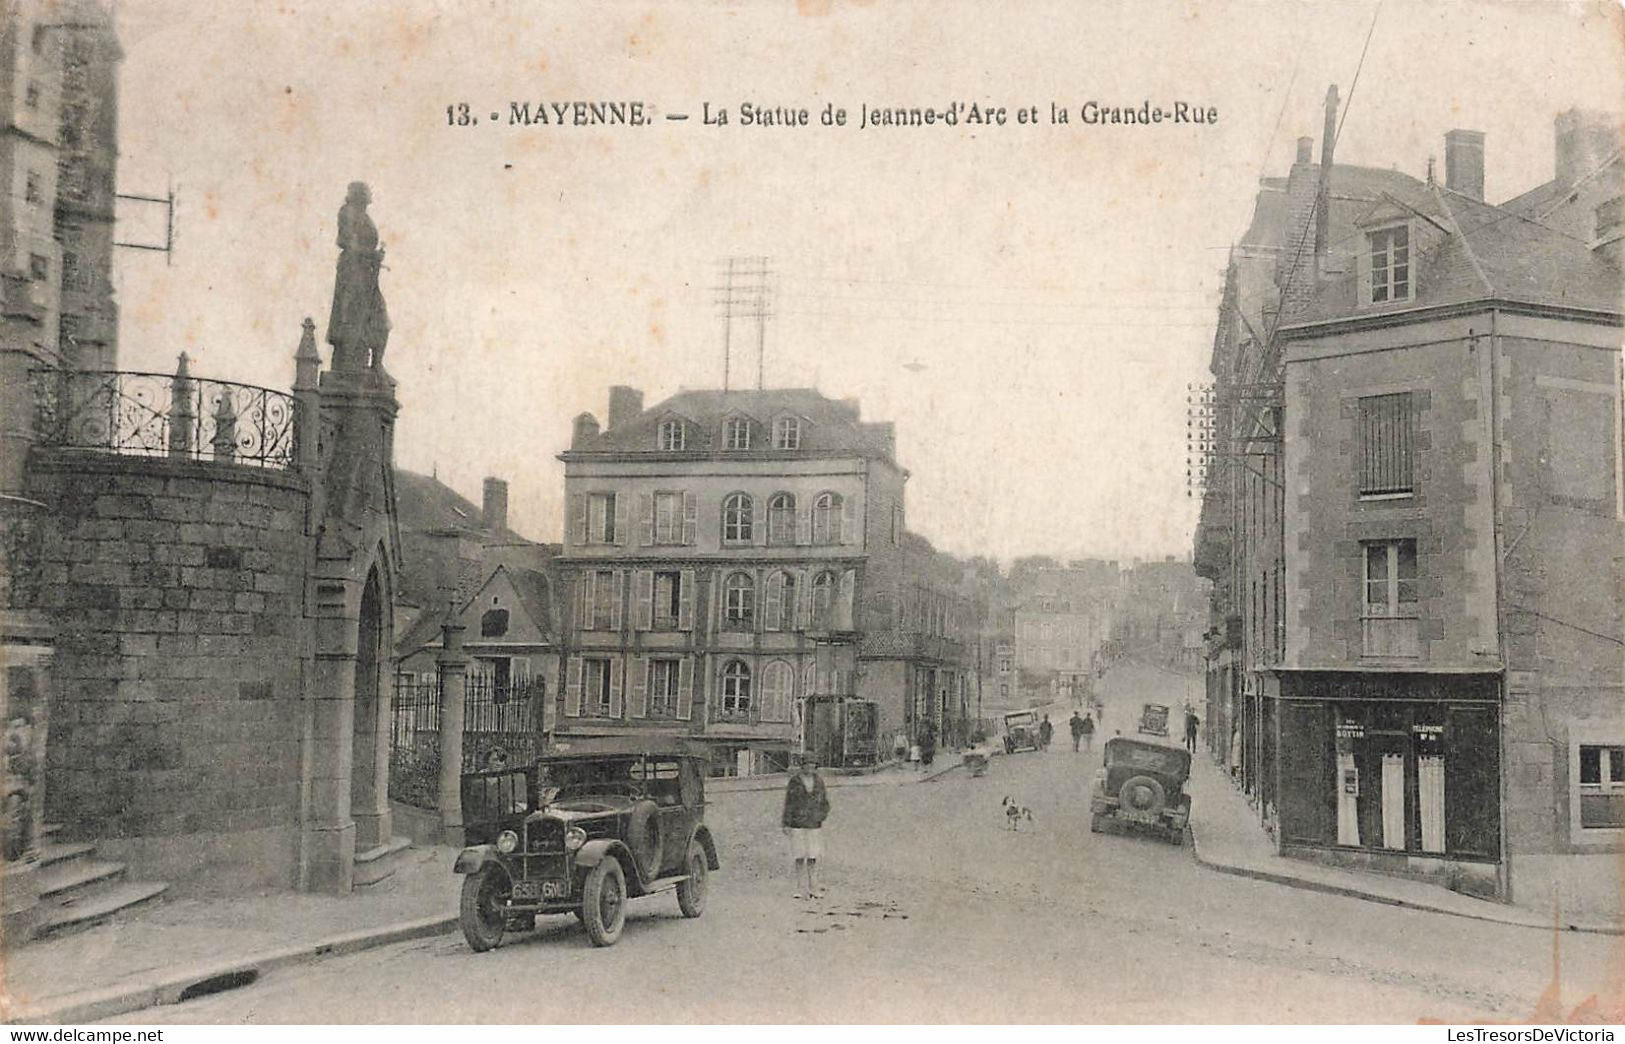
[1555,109,1620,188]
[1295,136,1313,164]
[572,412,600,448]
[606,386,644,429]
[1444,129,1485,200]
[482,477,509,533]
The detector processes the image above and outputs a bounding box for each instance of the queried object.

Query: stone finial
[169,353,197,458]
[294,317,321,392]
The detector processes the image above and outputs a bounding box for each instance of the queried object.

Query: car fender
[574,838,644,891]
[690,824,721,871]
[453,844,499,875]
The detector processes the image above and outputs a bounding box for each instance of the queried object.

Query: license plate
[512,881,543,900]
[541,880,567,899]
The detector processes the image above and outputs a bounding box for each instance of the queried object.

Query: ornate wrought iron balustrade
[31,367,299,469]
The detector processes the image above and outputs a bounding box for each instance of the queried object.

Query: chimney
[1315,85,1339,260]
[482,477,509,533]
[1445,129,1485,200]
[841,397,861,419]
[1295,136,1313,165]
[572,412,600,447]
[606,386,644,429]
[1555,109,1619,188]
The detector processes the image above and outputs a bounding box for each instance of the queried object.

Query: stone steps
[28,828,171,941]
[353,836,413,887]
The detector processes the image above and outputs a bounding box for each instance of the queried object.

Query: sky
[105,0,1625,564]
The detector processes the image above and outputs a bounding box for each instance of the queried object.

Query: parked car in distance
[1089,736,1191,844]
[1137,702,1170,737]
[453,737,719,950]
[1003,710,1042,754]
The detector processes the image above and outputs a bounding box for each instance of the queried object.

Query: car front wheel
[581,858,627,947]
[676,840,708,918]
[458,865,511,953]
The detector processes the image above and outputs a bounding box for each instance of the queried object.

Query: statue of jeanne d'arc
[326,181,391,372]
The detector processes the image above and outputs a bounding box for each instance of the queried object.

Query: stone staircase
[353,836,413,887]
[32,826,170,939]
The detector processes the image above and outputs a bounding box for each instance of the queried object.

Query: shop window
[1577,743,1625,831]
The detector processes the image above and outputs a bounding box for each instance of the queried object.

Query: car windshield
[1006,712,1037,727]
[1108,743,1187,776]
[539,758,646,798]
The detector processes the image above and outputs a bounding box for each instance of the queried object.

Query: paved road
[120,708,1619,1023]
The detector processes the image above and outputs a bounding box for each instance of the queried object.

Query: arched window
[722,492,753,544]
[812,571,836,629]
[761,661,793,722]
[764,570,798,631]
[721,660,752,717]
[812,492,842,545]
[767,492,797,545]
[723,571,755,629]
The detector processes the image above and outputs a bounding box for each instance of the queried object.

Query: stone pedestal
[0,605,54,948]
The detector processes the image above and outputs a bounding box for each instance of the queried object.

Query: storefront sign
[1336,721,1365,740]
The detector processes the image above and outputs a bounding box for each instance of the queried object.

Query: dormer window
[1368,226,1411,304]
[773,417,801,450]
[658,419,686,451]
[724,417,752,450]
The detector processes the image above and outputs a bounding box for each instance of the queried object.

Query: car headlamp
[565,826,588,851]
[496,830,519,854]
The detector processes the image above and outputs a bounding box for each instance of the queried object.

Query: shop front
[1271,670,1502,898]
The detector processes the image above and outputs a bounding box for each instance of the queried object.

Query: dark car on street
[1002,710,1042,754]
[1089,736,1191,844]
[1137,702,1170,737]
[453,737,720,950]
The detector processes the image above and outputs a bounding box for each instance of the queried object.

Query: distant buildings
[554,386,979,773]
[1194,94,1623,914]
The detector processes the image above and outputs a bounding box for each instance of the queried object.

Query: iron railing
[31,367,299,469]
[392,672,544,773]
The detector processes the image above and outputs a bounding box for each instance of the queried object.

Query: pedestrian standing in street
[1184,710,1200,754]
[918,720,937,770]
[1081,712,1096,752]
[782,754,830,901]
[1038,714,1054,751]
[1069,711,1085,752]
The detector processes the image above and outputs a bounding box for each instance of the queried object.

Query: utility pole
[713,256,773,391]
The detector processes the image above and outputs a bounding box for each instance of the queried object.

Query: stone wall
[24,449,311,892]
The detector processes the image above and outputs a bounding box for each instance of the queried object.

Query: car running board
[639,873,691,894]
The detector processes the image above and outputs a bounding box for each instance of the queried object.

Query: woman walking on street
[781,754,830,900]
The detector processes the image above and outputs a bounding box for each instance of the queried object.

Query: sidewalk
[707,750,984,794]
[2,845,464,1024]
[1184,754,1620,935]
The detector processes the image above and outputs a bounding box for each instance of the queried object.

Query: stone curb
[9,913,459,1024]
[1186,828,1621,937]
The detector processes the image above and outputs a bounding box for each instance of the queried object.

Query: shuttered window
[1358,393,1414,496]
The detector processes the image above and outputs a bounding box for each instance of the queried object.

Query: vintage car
[1089,736,1191,844]
[1137,702,1171,737]
[453,736,720,950]
[1002,710,1041,754]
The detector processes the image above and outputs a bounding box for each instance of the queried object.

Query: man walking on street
[1184,710,1200,754]
[1038,714,1054,752]
[1069,711,1085,752]
[1081,712,1096,752]
[781,754,830,900]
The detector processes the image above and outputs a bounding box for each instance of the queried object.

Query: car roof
[540,736,713,761]
[1103,735,1190,759]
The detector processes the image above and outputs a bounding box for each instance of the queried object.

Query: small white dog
[1001,796,1034,831]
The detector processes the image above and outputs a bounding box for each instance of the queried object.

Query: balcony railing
[31,366,299,470]
[1361,615,1420,659]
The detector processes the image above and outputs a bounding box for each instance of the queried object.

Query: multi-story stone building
[999,557,1119,707]
[1196,91,1623,915]
[555,386,979,772]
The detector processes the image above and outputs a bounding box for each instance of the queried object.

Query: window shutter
[634,569,654,631]
[682,492,698,546]
[608,657,623,719]
[610,570,624,632]
[842,495,857,545]
[576,573,593,631]
[678,569,696,631]
[677,657,694,720]
[764,571,784,631]
[837,569,857,630]
[613,495,629,546]
[751,495,765,546]
[570,493,587,547]
[796,507,812,546]
[639,492,655,546]
[565,657,582,717]
[798,569,814,631]
[630,656,648,718]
